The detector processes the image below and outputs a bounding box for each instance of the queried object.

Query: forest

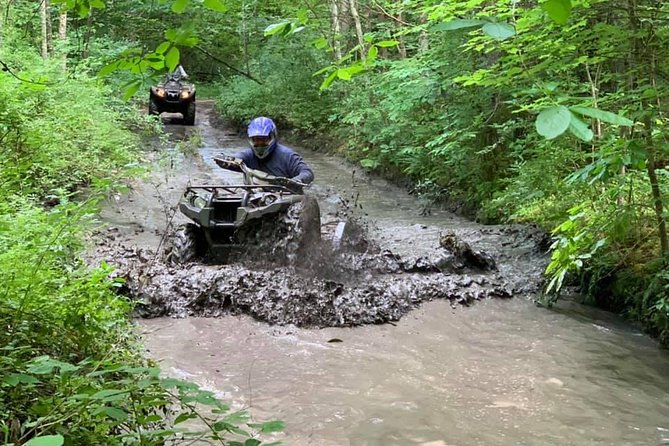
[1,0,669,444]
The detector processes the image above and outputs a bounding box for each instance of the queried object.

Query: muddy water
[102,103,669,445]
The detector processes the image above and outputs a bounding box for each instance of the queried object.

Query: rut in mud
[93,102,550,327]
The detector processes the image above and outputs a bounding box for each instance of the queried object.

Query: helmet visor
[250,136,273,159]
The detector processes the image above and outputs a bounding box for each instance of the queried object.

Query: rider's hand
[214,155,236,168]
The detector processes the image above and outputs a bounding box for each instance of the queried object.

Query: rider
[221,117,314,185]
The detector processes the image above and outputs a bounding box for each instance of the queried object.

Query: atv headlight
[155,88,166,98]
[193,196,208,209]
[180,90,192,99]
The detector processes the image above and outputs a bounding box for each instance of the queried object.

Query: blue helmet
[247,117,277,159]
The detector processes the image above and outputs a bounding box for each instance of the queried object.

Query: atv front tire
[164,223,205,264]
[149,98,160,116]
[285,195,321,263]
[183,101,196,126]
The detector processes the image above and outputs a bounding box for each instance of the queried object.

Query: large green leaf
[536,106,571,139]
[432,19,484,31]
[171,0,189,13]
[568,112,594,142]
[571,106,634,126]
[25,435,64,446]
[98,61,119,77]
[203,0,228,12]
[319,71,338,90]
[482,22,516,40]
[122,79,142,101]
[89,0,106,9]
[165,47,180,72]
[542,0,572,24]
[264,22,291,36]
[156,41,171,54]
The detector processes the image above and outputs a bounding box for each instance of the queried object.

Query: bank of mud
[90,101,550,327]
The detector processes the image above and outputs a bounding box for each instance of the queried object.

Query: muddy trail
[92,101,549,327]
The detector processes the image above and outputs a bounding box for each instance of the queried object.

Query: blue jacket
[235,143,314,184]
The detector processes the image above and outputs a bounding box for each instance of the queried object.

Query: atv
[164,156,325,264]
[149,71,196,125]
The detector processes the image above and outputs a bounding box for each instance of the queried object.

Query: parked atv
[149,70,196,125]
[164,156,324,264]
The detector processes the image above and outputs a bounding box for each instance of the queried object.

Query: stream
[95,102,669,445]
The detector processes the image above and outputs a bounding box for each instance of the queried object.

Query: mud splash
[95,218,545,327]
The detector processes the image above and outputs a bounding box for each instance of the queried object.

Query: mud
[91,102,548,327]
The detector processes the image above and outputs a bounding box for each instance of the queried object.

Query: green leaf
[156,41,171,54]
[482,22,516,40]
[542,0,572,25]
[203,0,228,12]
[89,0,106,9]
[248,420,285,433]
[366,46,378,63]
[571,106,634,126]
[165,47,180,72]
[320,70,338,90]
[95,407,128,421]
[568,112,594,142]
[244,440,261,446]
[172,0,189,13]
[123,79,142,101]
[174,412,197,424]
[264,22,291,36]
[432,19,484,31]
[25,435,64,446]
[98,61,118,77]
[313,37,329,49]
[536,106,571,139]
[376,40,399,47]
[4,373,41,386]
[297,8,309,23]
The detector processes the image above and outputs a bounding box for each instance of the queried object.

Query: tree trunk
[40,0,48,58]
[348,0,365,59]
[644,116,669,257]
[45,0,53,54]
[59,11,67,70]
[81,11,94,59]
[419,14,429,53]
[397,12,407,59]
[331,0,343,60]
[628,0,669,258]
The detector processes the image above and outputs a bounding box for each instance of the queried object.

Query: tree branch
[194,46,262,84]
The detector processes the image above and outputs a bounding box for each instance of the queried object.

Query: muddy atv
[149,73,196,125]
[164,156,324,264]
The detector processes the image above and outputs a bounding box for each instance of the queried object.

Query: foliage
[0,30,282,444]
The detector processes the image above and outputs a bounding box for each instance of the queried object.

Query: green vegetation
[0,3,281,444]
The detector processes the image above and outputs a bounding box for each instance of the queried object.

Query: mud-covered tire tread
[149,97,160,116]
[165,223,204,264]
[285,196,321,262]
[183,101,196,125]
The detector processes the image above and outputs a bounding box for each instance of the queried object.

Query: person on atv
[217,117,314,185]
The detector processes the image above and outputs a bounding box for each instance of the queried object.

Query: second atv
[149,66,196,125]
[164,156,322,264]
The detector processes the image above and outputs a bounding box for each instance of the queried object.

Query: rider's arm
[287,153,314,184]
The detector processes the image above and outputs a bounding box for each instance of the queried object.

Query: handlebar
[213,156,307,191]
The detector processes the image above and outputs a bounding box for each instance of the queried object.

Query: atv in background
[149,67,196,125]
[164,156,323,264]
